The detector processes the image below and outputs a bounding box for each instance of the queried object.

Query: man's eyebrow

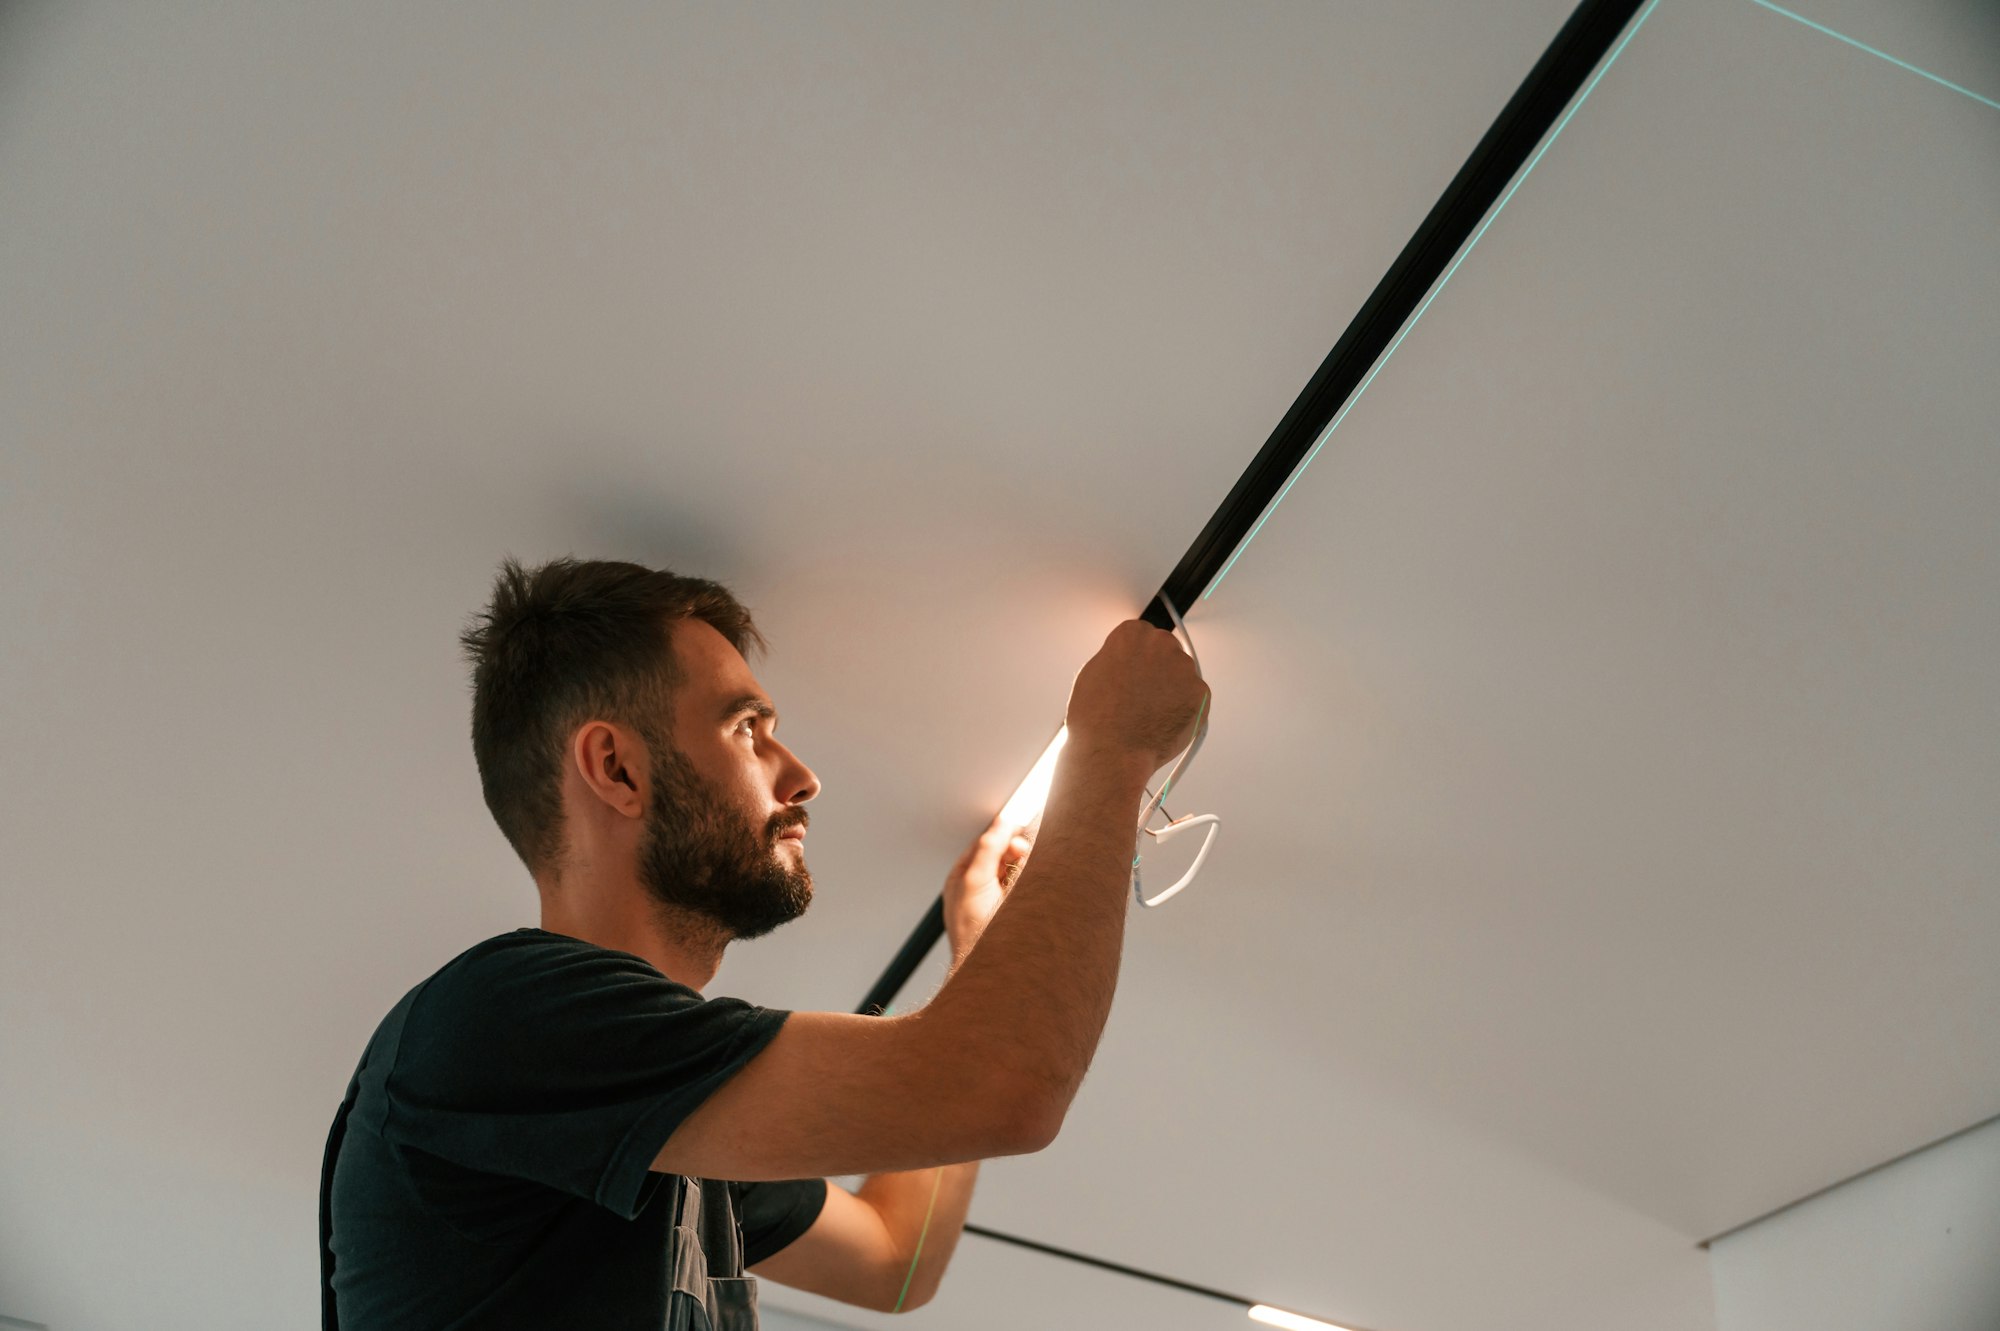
[718,694,778,726]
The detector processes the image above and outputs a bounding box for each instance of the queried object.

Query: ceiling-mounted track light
[855,0,1658,1324]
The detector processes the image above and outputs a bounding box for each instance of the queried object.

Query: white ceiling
[3,3,1994,1331]
[1175,0,2000,1245]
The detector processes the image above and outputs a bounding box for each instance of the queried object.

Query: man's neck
[538,892,729,993]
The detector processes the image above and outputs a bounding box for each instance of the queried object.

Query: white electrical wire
[1131,592,1220,907]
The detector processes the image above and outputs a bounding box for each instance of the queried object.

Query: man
[320,555,1208,1328]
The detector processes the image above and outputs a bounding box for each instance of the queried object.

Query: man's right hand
[1063,619,1210,778]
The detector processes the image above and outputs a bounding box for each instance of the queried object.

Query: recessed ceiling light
[1248,1305,1358,1331]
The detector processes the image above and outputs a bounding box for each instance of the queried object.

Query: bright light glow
[1247,1306,1355,1331]
[997,726,1067,828]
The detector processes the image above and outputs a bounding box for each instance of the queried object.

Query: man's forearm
[927,744,1153,1118]
[856,1160,980,1310]
[860,751,1144,1303]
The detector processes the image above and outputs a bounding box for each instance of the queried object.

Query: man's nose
[780,750,820,804]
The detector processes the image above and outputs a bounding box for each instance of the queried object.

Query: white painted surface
[0,3,1591,1329]
[2,1,1992,1330]
[1153,0,2000,1243]
[1709,1117,2000,1331]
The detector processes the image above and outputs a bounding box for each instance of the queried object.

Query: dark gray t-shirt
[321,928,827,1330]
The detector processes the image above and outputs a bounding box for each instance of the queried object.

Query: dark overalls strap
[666,1175,757,1329]
[319,1069,361,1331]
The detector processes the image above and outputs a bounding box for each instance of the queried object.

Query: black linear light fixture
[967,1223,1377,1330]
[849,0,1657,1322]
[859,0,1651,1013]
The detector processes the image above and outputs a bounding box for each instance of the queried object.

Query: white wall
[1709,1116,2000,1331]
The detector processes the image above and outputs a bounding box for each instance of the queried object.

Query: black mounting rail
[855,0,1646,1024]
[847,0,1650,1313]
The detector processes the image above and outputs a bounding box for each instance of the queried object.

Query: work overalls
[665,1174,761,1331]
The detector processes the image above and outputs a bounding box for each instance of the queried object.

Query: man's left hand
[942,811,1033,961]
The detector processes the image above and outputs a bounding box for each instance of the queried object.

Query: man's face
[633,620,819,941]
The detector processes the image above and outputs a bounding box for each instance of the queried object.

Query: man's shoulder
[400,928,722,1047]
[377,928,774,1108]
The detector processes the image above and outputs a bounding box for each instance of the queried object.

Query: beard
[634,735,813,942]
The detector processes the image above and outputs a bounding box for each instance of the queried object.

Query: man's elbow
[988,1075,1066,1156]
[1014,1098,1064,1154]
[878,1262,941,1315]
[888,1284,934,1314]
[949,1100,1052,1163]
[1008,1079,1072,1151]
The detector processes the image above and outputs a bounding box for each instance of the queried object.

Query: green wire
[890,1166,945,1313]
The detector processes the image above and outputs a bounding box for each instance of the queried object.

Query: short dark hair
[458,555,768,880]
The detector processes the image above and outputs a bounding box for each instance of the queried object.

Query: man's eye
[737,718,757,736]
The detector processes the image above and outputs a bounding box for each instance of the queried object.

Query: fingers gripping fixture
[1132,592,1219,908]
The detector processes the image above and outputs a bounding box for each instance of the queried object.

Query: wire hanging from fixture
[1130,590,1219,907]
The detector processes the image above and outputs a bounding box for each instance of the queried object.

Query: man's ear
[573,720,645,817]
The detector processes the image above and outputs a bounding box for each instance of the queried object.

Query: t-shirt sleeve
[383,937,790,1220]
[731,1178,830,1266]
